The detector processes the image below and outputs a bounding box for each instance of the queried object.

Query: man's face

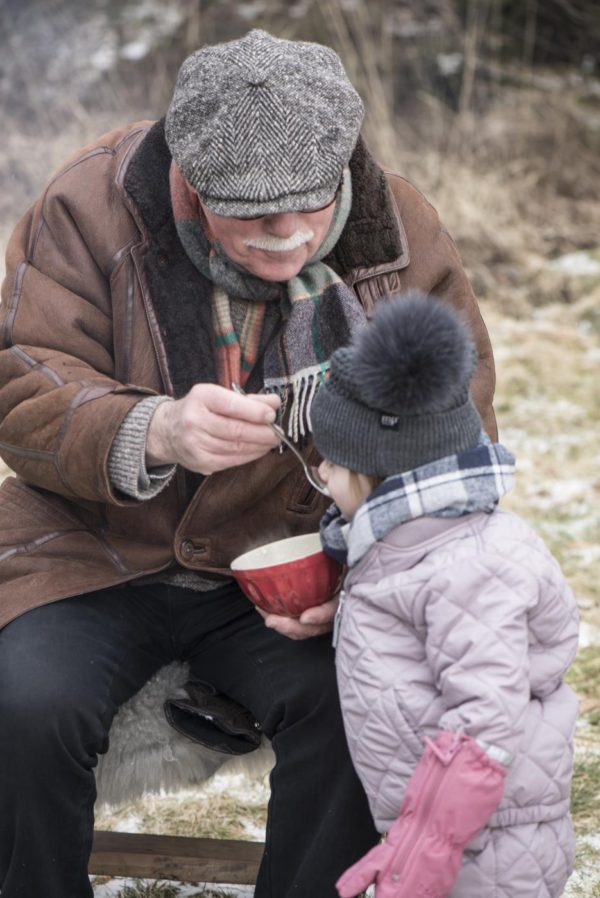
[199,196,337,282]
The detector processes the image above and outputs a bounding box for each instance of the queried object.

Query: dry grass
[91,878,240,898]
[1,12,599,893]
[95,775,269,842]
[118,883,180,898]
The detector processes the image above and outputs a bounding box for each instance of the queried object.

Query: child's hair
[348,469,383,498]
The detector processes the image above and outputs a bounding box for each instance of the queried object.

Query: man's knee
[0,663,98,756]
[0,631,106,759]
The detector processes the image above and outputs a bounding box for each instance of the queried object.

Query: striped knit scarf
[170,163,367,440]
[320,436,516,567]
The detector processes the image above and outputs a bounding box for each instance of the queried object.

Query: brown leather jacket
[0,121,496,629]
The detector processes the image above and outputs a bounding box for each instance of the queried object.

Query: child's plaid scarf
[320,436,516,567]
[170,163,367,440]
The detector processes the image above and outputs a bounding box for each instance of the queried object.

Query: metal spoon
[232,382,330,497]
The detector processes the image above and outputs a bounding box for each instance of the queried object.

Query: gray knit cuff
[108,396,176,500]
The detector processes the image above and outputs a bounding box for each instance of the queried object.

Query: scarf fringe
[264,364,329,441]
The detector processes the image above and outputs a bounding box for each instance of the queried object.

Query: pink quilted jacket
[335,508,579,898]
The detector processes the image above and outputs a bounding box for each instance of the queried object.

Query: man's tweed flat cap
[165,29,364,218]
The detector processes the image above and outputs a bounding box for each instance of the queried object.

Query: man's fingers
[186,443,280,473]
[249,393,282,411]
[256,597,339,640]
[258,597,339,639]
[299,596,339,626]
[184,424,279,456]
[262,614,333,640]
[197,384,280,425]
[147,383,283,473]
[200,410,281,448]
[260,598,338,640]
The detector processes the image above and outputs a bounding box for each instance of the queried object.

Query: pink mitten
[336,731,507,898]
[335,837,398,898]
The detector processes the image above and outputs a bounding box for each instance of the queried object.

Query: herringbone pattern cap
[165,29,364,217]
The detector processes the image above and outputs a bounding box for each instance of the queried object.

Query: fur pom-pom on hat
[352,293,477,414]
[311,292,483,476]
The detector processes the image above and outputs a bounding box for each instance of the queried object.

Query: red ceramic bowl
[231,533,342,617]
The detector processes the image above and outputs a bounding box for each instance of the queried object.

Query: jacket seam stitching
[1,260,27,348]
[0,529,80,563]
[90,528,132,574]
[9,345,66,386]
[33,132,146,266]
[29,213,46,261]
[42,147,117,197]
[107,239,136,279]
[0,440,53,462]
[130,246,174,395]
[113,126,148,154]
[53,382,116,477]
[123,256,135,382]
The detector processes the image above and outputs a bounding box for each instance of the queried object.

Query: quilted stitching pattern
[336,509,578,895]
[452,817,575,897]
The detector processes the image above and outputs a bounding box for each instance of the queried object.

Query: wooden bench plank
[90,831,264,884]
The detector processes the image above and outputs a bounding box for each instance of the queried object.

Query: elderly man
[0,29,496,898]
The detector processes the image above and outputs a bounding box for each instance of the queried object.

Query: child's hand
[257,595,339,640]
[336,731,507,898]
[335,838,397,898]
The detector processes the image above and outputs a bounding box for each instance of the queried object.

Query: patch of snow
[203,772,270,804]
[120,41,150,61]
[500,397,587,425]
[535,515,597,540]
[437,53,463,76]
[500,429,586,455]
[112,813,142,833]
[242,820,267,841]
[546,252,600,277]
[585,346,600,363]
[580,832,600,849]
[579,621,600,648]
[563,832,600,897]
[567,543,600,567]
[91,45,118,72]
[521,478,589,509]
[92,878,255,897]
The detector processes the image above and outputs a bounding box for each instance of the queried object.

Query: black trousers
[0,580,377,897]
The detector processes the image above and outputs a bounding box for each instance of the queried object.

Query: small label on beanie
[380,414,400,430]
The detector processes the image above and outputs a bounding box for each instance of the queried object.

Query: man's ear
[197,197,215,241]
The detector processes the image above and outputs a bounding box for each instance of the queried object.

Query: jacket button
[180,539,195,561]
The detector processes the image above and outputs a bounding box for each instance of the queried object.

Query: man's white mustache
[243,229,314,252]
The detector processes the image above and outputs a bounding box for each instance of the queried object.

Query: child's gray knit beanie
[310,292,483,476]
[165,29,364,218]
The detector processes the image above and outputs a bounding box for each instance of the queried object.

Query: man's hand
[258,595,339,640]
[146,384,281,473]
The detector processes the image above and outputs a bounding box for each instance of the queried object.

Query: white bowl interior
[231,532,322,571]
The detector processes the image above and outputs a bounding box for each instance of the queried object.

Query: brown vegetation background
[1,2,599,895]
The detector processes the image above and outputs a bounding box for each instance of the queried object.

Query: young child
[310,293,579,898]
